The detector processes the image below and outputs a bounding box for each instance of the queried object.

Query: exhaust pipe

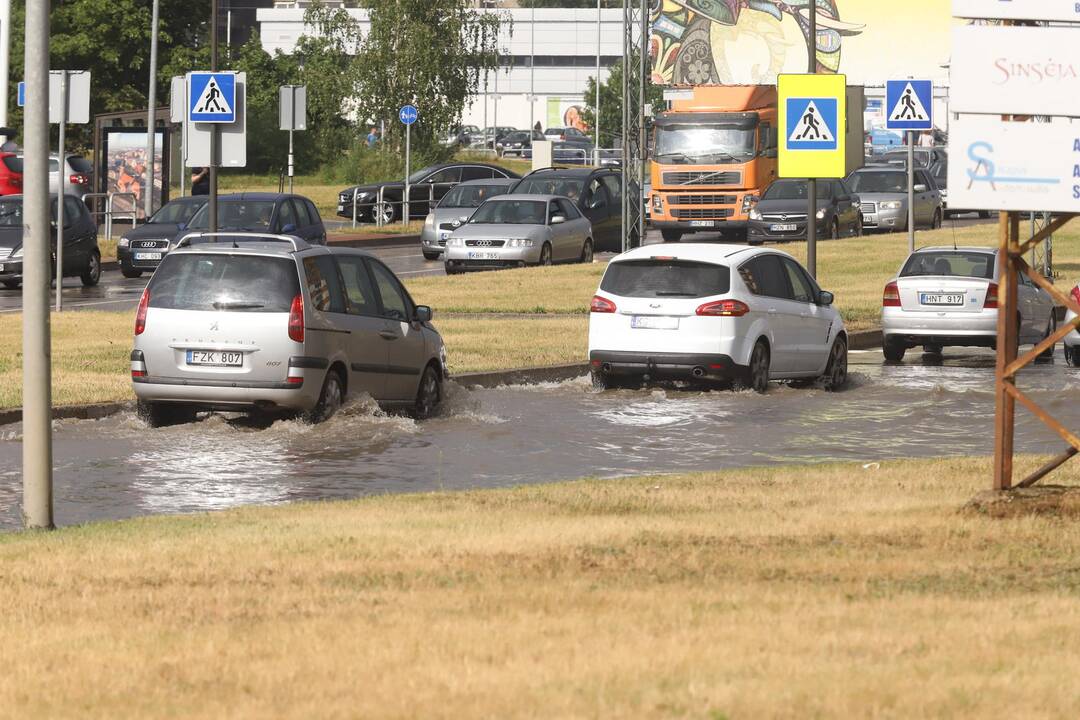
[692,366,706,378]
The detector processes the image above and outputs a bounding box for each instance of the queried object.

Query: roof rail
[175,232,309,252]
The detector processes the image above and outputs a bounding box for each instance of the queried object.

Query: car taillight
[288,294,304,342]
[1071,285,1080,307]
[696,299,749,317]
[134,289,149,335]
[69,173,89,186]
[984,282,999,309]
[882,281,901,307]
[590,295,617,313]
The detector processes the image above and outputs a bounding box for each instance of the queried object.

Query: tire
[2,279,19,289]
[306,369,344,424]
[883,340,906,363]
[137,401,196,428]
[372,201,395,225]
[422,251,440,261]
[444,262,461,276]
[537,243,552,267]
[979,211,993,219]
[830,219,840,240]
[821,336,848,391]
[737,340,770,394]
[1037,317,1056,363]
[932,209,942,229]
[80,250,101,287]
[579,239,593,264]
[661,229,683,242]
[1066,345,1080,368]
[414,363,442,419]
[120,265,143,279]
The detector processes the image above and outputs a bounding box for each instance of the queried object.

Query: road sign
[17,73,90,123]
[886,80,933,131]
[952,0,1080,21]
[951,26,1080,116]
[16,82,23,107]
[399,104,418,125]
[188,71,236,124]
[778,74,846,179]
[170,76,185,124]
[186,72,247,167]
[279,85,307,131]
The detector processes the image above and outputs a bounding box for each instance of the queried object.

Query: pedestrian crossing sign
[188,71,237,124]
[778,74,847,179]
[886,79,933,131]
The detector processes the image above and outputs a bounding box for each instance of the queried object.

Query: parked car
[472,126,517,150]
[746,178,862,244]
[186,193,327,245]
[847,166,943,233]
[1063,283,1080,367]
[0,193,101,290]
[420,177,517,260]
[117,196,208,278]
[443,194,593,274]
[17,153,93,198]
[0,152,21,195]
[337,162,520,224]
[512,167,626,252]
[131,233,447,427]
[588,244,848,392]
[499,129,544,158]
[881,246,1055,362]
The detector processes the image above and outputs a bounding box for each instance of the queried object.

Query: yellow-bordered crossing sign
[778,74,847,179]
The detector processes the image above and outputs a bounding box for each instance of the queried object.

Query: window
[305,200,320,225]
[0,199,22,226]
[586,179,608,210]
[781,258,815,304]
[148,255,301,313]
[557,198,580,220]
[461,166,495,181]
[291,199,312,228]
[302,255,346,313]
[427,167,461,184]
[2,156,22,173]
[64,197,84,227]
[837,179,854,198]
[600,259,730,299]
[149,199,204,225]
[739,255,792,299]
[336,256,379,316]
[900,251,995,280]
[600,175,622,204]
[470,199,546,225]
[68,156,92,173]
[759,122,775,152]
[370,260,410,322]
[547,201,559,224]
[916,170,933,189]
[276,199,296,231]
[493,167,513,179]
[513,177,585,203]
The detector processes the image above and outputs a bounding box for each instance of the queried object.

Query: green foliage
[518,0,621,6]
[579,54,666,148]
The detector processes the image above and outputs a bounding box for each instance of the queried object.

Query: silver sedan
[443,194,593,274]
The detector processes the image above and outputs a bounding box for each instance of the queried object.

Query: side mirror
[413,305,433,323]
[819,290,835,306]
[914,184,928,193]
[551,215,566,225]
[281,223,297,234]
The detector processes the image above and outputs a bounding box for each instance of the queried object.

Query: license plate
[631,315,679,330]
[770,223,797,232]
[862,214,873,223]
[920,293,964,306]
[468,251,500,260]
[186,350,243,367]
[134,252,162,261]
[690,220,715,228]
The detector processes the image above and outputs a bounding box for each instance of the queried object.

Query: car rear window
[2,156,22,173]
[600,259,730,298]
[147,254,300,312]
[68,156,92,173]
[900,251,994,279]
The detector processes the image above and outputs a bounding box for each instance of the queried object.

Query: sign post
[399,104,418,228]
[885,79,934,252]
[279,85,307,194]
[186,70,243,231]
[49,70,90,312]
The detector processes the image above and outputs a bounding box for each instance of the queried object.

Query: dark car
[511,167,627,252]
[746,178,862,245]
[186,193,327,245]
[337,162,521,224]
[117,196,207,278]
[499,130,544,158]
[543,127,594,164]
[0,193,101,290]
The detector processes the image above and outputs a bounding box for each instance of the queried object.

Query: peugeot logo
[209,322,219,331]
[476,239,494,247]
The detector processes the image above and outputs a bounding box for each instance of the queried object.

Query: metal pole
[23,0,53,529]
[55,72,68,313]
[288,128,294,194]
[637,0,646,247]
[595,0,601,164]
[530,6,535,130]
[620,0,629,253]
[145,0,160,222]
[0,0,10,130]
[404,123,410,227]
[209,0,219,232]
[226,10,232,58]
[493,60,499,143]
[805,4,817,277]
[483,71,488,151]
[907,130,915,252]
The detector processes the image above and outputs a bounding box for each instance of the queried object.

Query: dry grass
[437,315,586,372]
[405,262,606,315]
[4,456,1080,716]
[329,220,425,237]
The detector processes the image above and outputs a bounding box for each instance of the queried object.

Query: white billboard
[952,0,1080,21]
[951,26,1080,116]
[948,117,1080,213]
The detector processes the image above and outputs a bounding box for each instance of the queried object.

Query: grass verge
[3,456,1080,716]
[0,312,587,409]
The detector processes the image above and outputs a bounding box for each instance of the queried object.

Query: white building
[255,3,624,141]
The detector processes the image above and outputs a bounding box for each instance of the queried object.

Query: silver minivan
[131,233,447,426]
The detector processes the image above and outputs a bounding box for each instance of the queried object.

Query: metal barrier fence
[81,192,139,239]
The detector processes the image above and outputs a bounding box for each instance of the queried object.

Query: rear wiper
[655,291,696,297]
[212,301,264,310]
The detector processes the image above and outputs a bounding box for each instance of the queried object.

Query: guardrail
[82,192,139,240]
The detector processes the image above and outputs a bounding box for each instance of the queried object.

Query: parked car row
[0,153,94,197]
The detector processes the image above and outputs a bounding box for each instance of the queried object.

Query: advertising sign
[952,0,1080,21]
[947,118,1080,213]
[101,128,169,220]
[778,74,847,179]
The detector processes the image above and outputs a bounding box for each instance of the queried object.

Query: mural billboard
[651,0,953,87]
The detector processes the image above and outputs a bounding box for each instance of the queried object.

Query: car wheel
[306,369,344,424]
[830,219,840,240]
[422,251,440,261]
[855,216,864,237]
[737,340,770,394]
[414,363,442,419]
[80,250,101,287]
[661,229,683,242]
[537,243,552,267]
[373,201,395,224]
[579,239,593,264]
[444,262,461,276]
[120,265,143,279]
[1066,344,1080,368]
[137,400,196,428]
[883,340,906,363]
[1037,317,1056,363]
[2,279,20,290]
[979,211,993,219]
[821,336,848,391]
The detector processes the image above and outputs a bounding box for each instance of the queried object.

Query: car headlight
[12,246,22,258]
[118,237,130,248]
[880,201,903,210]
[749,208,762,221]
[816,209,826,220]
[425,214,434,228]
[506,238,534,248]
[446,237,464,247]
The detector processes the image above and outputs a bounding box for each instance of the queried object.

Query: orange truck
[649,85,779,242]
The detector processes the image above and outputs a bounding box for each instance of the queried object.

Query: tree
[579,54,665,149]
[518,0,621,6]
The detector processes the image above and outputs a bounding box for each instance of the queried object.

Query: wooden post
[993,211,1019,490]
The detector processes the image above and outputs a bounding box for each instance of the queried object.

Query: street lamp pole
[145,0,160,222]
[595,0,601,164]
[806,6,818,278]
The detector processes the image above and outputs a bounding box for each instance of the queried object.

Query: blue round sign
[399,105,418,125]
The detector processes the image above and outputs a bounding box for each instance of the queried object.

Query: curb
[0,401,130,427]
[848,329,882,351]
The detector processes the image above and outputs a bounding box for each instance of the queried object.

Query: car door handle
[379,330,400,340]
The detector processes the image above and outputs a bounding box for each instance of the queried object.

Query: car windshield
[147,254,301,312]
[505,133,529,143]
[469,199,546,225]
[655,124,756,163]
[68,156,93,173]
[409,165,437,183]
[0,199,21,226]
[3,156,22,173]
[438,184,509,209]
[513,178,585,202]
[601,259,731,298]
[900,251,995,279]
[883,151,931,168]
[762,181,808,201]
[149,200,204,225]
[188,200,276,230]
[847,171,907,194]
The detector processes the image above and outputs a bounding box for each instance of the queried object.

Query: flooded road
[0,349,1077,529]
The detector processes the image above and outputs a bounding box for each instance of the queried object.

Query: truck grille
[663,171,742,186]
[860,202,876,214]
[672,208,734,220]
[465,239,506,247]
[669,194,737,206]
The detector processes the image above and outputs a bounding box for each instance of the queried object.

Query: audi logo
[136,241,162,248]
[475,239,494,247]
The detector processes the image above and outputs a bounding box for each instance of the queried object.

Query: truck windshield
[655,125,755,163]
